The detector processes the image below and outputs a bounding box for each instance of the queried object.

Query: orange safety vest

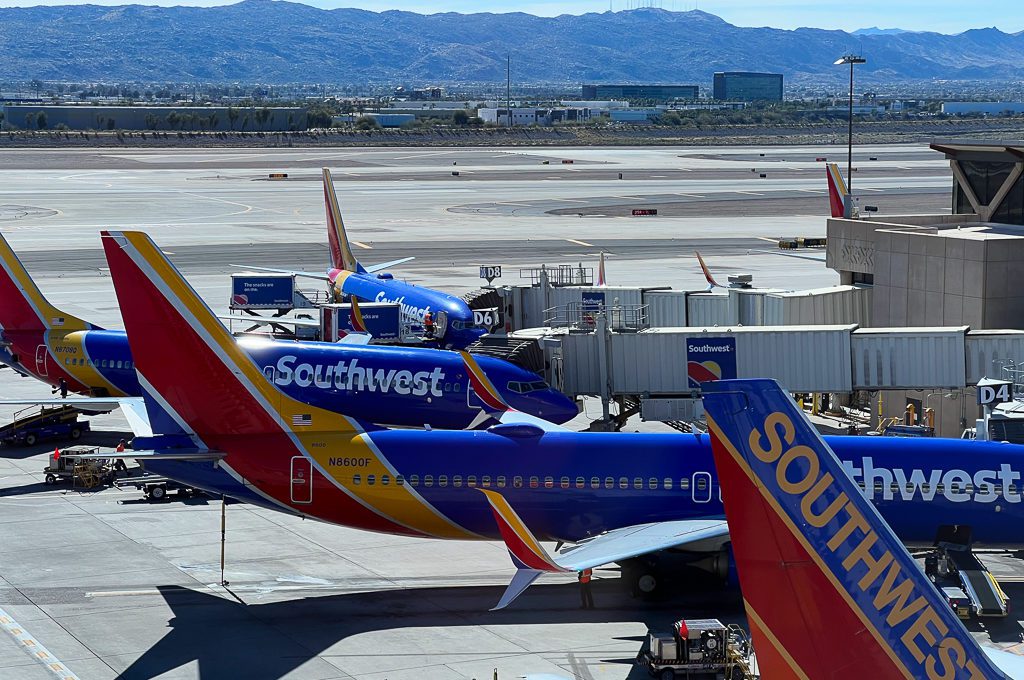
[579,569,592,584]
[116,443,126,453]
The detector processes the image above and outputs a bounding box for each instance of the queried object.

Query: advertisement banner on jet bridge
[686,336,736,388]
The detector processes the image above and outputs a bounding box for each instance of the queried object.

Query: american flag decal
[292,414,312,427]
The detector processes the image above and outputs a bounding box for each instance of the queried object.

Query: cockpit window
[507,380,550,394]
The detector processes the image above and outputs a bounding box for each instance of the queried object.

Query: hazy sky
[0,0,1020,34]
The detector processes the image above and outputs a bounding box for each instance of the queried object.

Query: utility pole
[506,54,511,129]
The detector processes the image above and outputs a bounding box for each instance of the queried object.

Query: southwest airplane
[0,232,575,430]
[236,168,485,349]
[99,229,1024,612]
[703,378,1024,678]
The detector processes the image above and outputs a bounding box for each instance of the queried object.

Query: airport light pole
[834,54,866,218]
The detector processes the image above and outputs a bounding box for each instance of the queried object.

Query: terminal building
[711,72,783,102]
[581,84,699,102]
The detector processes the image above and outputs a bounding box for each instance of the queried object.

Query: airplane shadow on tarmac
[115,580,744,680]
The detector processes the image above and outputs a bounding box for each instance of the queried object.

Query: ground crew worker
[578,569,594,609]
[113,439,129,475]
[423,311,435,338]
[52,377,68,399]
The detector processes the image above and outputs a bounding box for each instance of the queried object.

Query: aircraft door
[434,310,448,339]
[290,455,313,504]
[34,344,48,377]
[692,471,712,503]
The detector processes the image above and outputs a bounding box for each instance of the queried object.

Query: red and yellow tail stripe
[104,230,476,540]
[460,351,510,412]
[0,232,90,333]
[478,489,566,572]
[827,163,849,218]
[323,168,359,273]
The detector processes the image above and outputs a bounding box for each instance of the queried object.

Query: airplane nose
[545,390,580,425]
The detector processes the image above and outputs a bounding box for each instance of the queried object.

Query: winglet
[323,168,362,273]
[460,351,511,412]
[478,488,570,610]
[827,162,849,218]
[0,231,94,333]
[349,297,368,334]
[702,379,1009,679]
[695,251,724,290]
[596,251,607,287]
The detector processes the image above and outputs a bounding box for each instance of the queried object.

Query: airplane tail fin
[702,378,1008,680]
[695,251,724,290]
[323,168,363,274]
[0,232,94,333]
[101,230,359,440]
[827,162,849,218]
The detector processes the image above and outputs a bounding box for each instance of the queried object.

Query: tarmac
[2,144,1021,679]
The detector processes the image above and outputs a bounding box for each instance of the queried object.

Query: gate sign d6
[978,379,1013,406]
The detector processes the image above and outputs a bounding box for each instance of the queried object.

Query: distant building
[942,102,1024,115]
[1,105,306,131]
[478,107,593,126]
[581,84,699,102]
[712,72,783,102]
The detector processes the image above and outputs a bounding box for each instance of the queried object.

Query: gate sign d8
[479,265,502,281]
[978,379,1013,406]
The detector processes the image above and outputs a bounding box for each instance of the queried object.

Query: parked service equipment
[43,446,111,488]
[0,405,88,448]
[639,618,755,679]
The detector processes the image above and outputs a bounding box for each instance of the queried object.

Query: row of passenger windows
[350,473,711,491]
[64,357,133,370]
[859,482,1000,494]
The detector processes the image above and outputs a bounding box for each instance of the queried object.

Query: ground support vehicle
[42,446,111,488]
[638,619,756,679]
[1,405,88,447]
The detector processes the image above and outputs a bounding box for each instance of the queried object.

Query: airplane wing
[228,265,329,282]
[0,396,153,437]
[362,256,414,274]
[217,314,322,328]
[70,449,225,461]
[478,488,728,610]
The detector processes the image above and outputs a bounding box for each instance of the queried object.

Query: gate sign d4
[977,378,1013,406]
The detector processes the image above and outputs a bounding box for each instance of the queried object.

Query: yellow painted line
[351,241,373,250]
[0,606,81,680]
[735,191,765,196]
[757,236,778,243]
[566,238,594,247]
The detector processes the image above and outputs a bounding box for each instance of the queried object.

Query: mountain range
[2,1,1024,85]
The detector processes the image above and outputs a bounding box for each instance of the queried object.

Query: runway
[5,143,1017,680]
